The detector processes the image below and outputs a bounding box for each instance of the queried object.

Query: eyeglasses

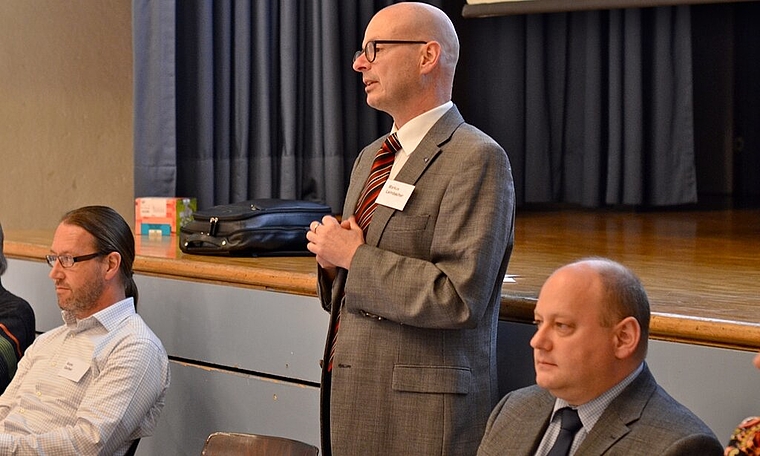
[353,40,428,63]
[46,252,104,268]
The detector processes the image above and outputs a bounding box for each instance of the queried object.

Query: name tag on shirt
[376,179,414,211]
[58,358,89,382]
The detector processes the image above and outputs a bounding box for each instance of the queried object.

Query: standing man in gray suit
[477,258,723,456]
[306,2,514,455]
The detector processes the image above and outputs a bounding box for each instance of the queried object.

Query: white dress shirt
[0,298,170,455]
[389,100,454,179]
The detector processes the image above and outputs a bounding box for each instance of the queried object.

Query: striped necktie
[354,133,401,231]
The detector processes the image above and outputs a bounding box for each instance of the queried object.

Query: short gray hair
[578,257,651,358]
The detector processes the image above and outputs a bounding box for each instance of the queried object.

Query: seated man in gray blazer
[478,257,723,456]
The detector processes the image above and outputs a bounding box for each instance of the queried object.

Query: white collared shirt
[0,298,170,455]
[388,101,453,180]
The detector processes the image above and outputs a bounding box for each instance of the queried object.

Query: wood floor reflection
[504,208,760,326]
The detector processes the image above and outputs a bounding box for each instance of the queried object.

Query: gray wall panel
[136,275,329,383]
[647,340,759,442]
[136,360,320,456]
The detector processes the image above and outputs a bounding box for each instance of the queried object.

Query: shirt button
[36,391,42,397]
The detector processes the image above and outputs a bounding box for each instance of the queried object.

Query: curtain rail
[462,0,757,17]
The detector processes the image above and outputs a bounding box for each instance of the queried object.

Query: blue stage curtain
[134,0,697,209]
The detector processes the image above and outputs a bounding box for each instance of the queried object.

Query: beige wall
[0,0,134,230]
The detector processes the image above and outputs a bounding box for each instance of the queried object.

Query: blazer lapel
[576,365,657,454]
[515,392,557,453]
[395,104,465,186]
[364,105,466,246]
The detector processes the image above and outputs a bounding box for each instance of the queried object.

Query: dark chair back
[125,438,141,456]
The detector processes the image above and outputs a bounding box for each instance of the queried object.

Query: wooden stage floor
[504,207,760,328]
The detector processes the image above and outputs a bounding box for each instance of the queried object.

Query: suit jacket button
[360,310,383,320]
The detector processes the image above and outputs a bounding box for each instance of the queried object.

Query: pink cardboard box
[135,197,196,236]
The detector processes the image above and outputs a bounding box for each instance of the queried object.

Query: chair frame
[201,432,318,456]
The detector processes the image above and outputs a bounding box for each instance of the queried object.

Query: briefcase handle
[182,233,228,250]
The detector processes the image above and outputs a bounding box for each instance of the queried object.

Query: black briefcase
[179,198,332,256]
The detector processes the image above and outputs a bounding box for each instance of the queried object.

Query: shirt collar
[62,297,136,332]
[391,101,453,156]
[553,362,645,430]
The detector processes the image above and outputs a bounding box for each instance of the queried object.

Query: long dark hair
[60,206,138,306]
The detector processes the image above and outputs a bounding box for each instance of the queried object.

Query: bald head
[560,258,651,359]
[354,2,461,124]
[376,2,459,81]
[531,258,650,403]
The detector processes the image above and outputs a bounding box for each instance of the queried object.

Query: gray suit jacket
[318,105,515,456]
[477,364,724,456]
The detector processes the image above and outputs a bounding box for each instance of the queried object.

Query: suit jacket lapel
[364,105,465,246]
[395,106,464,185]
[515,390,556,453]
[576,364,656,454]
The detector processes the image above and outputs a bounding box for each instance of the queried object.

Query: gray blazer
[477,364,724,456]
[318,105,515,456]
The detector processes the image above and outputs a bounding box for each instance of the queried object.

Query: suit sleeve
[316,267,333,313]
[315,144,371,314]
[662,435,725,456]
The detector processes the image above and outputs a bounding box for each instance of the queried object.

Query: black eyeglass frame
[353,40,428,63]
[46,252,105,269]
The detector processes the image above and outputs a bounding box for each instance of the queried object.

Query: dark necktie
[353,133,401,231]
[327,133,401,372]
[546,407,583,456]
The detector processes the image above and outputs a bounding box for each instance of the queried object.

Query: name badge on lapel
[376,179,415,211]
